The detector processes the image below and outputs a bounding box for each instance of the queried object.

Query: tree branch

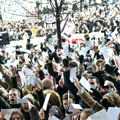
[16,1,37,17]
[43,12,69,24]
[59,0,65,10]
[4,11,29,17]
[49,0,56,16]
[54,0,59,8]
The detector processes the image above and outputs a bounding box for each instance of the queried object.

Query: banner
[63,34,85,44]
[89,32,104,40]
[61,15,75,40]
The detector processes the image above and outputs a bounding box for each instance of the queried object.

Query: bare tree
[49,0,65,48]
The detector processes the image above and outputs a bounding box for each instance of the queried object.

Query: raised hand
[10,66,17,77]
[39,108,45,120]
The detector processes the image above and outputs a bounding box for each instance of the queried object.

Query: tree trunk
[89,0,92,6]
[80,0,83,12]
[56,9,62,48]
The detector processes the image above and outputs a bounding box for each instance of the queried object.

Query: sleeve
[63,70,71,86]
[11,77,23,98]
[11,77,18,88]
[56,85,68,100]
[63,70,78,96]
[47,62,58,78]
[0,80,10,91]
[37,90,45,108]
[77,86,103,112]
[92,71,105,87]
[114,81,120,95]
[0,96,11,109]
[38,70,45,80]
[2,72,12,88]
[29,107,40,120]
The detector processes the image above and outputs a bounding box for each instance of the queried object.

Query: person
[88,76,100,90]
[79,23,89,34]
[26,39,33,50]
[80,109,94,120]
[0,2,120,119]
[48,106,63,120]
[0,88,21,109]
[21,98,40,120]
[10,109,25,120]
[9,88,21,106]
[62,92,75,111]
[74,78,120,111]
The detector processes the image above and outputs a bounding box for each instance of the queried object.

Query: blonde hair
[103,92,120,107]
[43,89,61,107]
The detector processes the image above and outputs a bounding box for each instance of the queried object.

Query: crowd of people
[0,1,120,120]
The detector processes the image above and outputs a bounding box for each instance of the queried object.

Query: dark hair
[62,92,75,101]
[69,61,78,68]
[88,76,100,84]
[96,59,104,65]
[27,39,30,43]
[105,64,116,76]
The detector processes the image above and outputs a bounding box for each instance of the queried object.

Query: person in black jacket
[63,59,80,103]
[26,39,33,50]
[0,88,21,109]
[10,109,25,120]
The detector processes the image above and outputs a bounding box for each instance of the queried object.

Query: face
[22,103,29,112]
[80,112,87,120]
[88,79,98,89]
[9,90,20,104]
[59,79,64,87]
[63,98,74,110]
[11,114,22,120]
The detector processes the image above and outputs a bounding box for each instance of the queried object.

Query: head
[21,94,34,112]
[48,106,62,120]
[44,89,61,107]
[9,88,21,105]
[62,92,75,110]
[104,80,116,92]
[69,61,78,69]
[101,92,120,109]
[80,109,94,120]
[96,59,104,66]
[31,81,43,94]
[42,78,53,90]
[10,109,25,120]
[88,76,100,90]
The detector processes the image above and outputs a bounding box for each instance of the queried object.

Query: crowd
[0,1,120,120]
